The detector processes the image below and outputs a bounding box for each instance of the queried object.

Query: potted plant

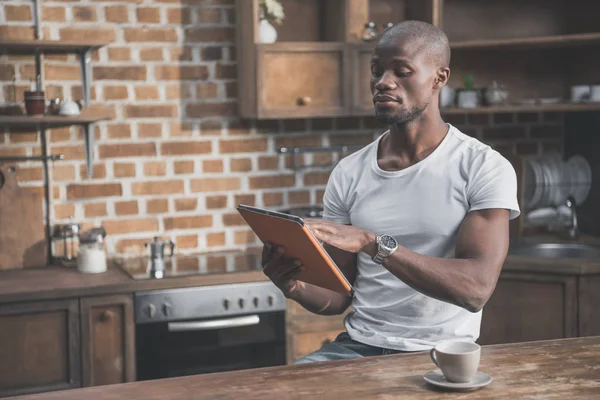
[456,74,480,109]
[259,0,285,43]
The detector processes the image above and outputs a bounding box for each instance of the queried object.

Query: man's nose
[374,71,397,91]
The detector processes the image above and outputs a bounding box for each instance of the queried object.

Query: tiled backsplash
[0,0,564,258]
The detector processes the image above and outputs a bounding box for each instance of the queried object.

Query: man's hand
[305,218,376,255]
[261,242,304,298]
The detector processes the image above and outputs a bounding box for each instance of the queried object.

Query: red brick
[467,114,491,125]
[482,126,526,141]
[50,145,85,160]
[197,82,218,98]
[124,105,177,118]
[0,26,34,40]
[138,123,163,138]
[234,230,257,245]
[316,189,325,204]
[234,194,255,206]
[258,156,279,170]
[134,85,159,100]
[94,66,146,81]
[249,175,295,189]
[174,161,194,174]
[107,123,131,139]
[206,232,226,247]
[104,5,129,23]
[186,102,236,117]
[10,132,37,144]
[44,65,80,81]
[170,47,193,62]
[176,235,198,249]
[227,120,252,136]
[222,213,244,226]
[167,8,191,24]
[16,167,43,182]
[170,121,194,137]
[220,138,267,154]
[185,27,234,42]
[144,161,166,176]
[124,28,178,42]
[175,198,198,211]
[191,178,241,192]
[225,81,237,98]
[4,5,32,21]
[230,158,252,172]
[136,7,160,23]
[206,195,227,209]
[115,238,152,255]
[196,8,221,23]
[203,159,223,173]
[0,65,15,81]
[73,6,97,21]
[303,171,331,185]
[60,27,115,42]
[155,66,209,81]
[103,85,129,100]
[54,204,75,220]
[132,180,184,196]
[201,47,222,61]
[108,47,131,61]
[52,165,76,181]
[289,191,311,205]
[215,63,236,79]
[146,199,169,214]
[104,218,158,235]
[282,119,307,132]
[139,47,164,61]
[67,183,122,199]
[161,141,212,156]
[85,203,107,217]
[200,120,223,135]
[329,133,372,146]
[164,215,213,230]
[115,200,139,215]
[166,84,191,100]
[80,163,107,180]
[43,6,66,21]
[275,135,322,149]
[113,162,136,177]
[530,125,563,139]
[263,192,284,207]
[99,143,156,158]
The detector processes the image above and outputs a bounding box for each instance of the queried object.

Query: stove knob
[162,302,172,317]
[145,304,156,318]
[223,299,230,310]
[267,295,274,307]
[253,297,259,308]
[238,298,245,309]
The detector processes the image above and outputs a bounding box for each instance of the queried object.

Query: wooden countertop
[9,336,600,399]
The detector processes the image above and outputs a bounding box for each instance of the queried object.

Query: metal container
[52,221,80,265]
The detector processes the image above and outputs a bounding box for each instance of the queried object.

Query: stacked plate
[524,153,592,211]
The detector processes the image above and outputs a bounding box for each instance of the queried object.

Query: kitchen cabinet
[80,295,135,387]
[0,299,81,397]
[479,272,578,345]
[351,44,377,115]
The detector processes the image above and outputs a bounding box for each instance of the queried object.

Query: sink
[509,243,600,259]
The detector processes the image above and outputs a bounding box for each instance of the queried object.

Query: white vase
[259,19,278,44]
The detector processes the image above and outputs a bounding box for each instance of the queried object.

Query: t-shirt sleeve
[322,165,351,224]
[467,151,521,220]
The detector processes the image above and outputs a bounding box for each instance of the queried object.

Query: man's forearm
[288,282,352,316]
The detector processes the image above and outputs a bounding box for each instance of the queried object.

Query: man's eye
[396,71,412,78]
[371,68,383,77]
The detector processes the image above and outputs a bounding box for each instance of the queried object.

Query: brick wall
[0,0,564,258]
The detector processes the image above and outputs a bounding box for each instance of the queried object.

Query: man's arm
[306,208,510,313]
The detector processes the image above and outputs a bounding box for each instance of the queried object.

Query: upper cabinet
[236,0,439,119]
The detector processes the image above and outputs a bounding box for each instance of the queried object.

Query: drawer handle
[297,96,312,106]
[100,310,114,322]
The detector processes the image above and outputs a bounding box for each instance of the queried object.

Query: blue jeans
[294,332,408,364]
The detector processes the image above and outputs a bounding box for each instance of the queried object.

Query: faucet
[565,196,579,239]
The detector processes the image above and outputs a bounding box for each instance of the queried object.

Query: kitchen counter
[8,336,600,399]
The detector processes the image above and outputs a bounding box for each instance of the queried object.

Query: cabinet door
[351,43,376,116]
[80,294,135,387]
[0,299,81,397]
[479,272,578,345]
[257,43,349,118]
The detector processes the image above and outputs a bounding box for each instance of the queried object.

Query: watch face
[379,234,397,250]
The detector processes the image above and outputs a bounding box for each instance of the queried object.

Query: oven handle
[167,315,260,332]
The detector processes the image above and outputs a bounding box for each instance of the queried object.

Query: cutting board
[0,164,47,269]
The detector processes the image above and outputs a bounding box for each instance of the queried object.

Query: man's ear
[434,67,450,89]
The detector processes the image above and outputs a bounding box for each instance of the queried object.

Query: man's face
[370,39,438,125]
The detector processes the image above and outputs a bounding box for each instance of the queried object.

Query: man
[262,21,520,363]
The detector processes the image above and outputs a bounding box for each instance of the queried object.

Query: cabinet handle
[100,310,114,322]
[297,96,312,106]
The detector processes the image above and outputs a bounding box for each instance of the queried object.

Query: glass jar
[77,227,107,274]
[361,22,378,42]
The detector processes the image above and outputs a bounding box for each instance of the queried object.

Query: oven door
[136,311,286,380]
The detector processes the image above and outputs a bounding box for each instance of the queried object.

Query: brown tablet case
[237,205,353,296]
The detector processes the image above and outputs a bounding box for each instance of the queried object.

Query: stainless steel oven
[134,282,287,380]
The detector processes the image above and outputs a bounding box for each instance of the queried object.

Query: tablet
[237,204,353,296]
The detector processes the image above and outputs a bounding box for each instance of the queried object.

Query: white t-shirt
[323,124,520,352]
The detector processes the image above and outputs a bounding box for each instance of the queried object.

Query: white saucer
[423,370,492,391]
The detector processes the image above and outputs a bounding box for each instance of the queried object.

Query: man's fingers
[262,246,286,276]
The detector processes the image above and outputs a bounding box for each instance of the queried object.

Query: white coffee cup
[430,341,481,383]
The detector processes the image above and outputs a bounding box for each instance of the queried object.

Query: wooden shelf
[0,114,111,129]
[441,102,600,114]
[0,39,112,54]
[450,32,600,50]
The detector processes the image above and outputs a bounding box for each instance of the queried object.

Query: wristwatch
[372,234,398,264]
